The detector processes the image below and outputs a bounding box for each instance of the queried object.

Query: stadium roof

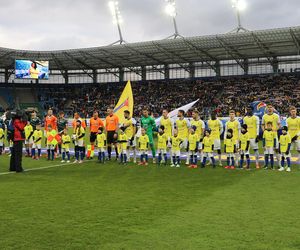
[0,26,300,71]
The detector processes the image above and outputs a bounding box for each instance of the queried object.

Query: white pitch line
[0,162,77,176]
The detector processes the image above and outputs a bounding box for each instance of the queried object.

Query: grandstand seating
[1,73,299,118]
[41,73,299,118]
[0,88,14,110]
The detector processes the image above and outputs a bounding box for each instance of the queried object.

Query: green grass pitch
[0,153,300,250]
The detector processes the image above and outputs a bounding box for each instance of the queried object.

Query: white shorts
[213,139,221,150]
[180,139,188,150]
[127,137,136,147]
[250,139,259,150]
[0,141,3,147]
[281,153,291,158]
[198,142,203,151]
[264,147,274,155]
[188,150,197,155]
[46,144,55,150]
[157,149,167,154]
[203,152,213,158]
[25,138,33,145]
[235,140,240,149]
[291,140,300,151]
[139,150,148,155]
[239,150,249,156]
[171,150,181,157]
[76,140,84,147]
[226,153,235,158]
[32,144,42,150]
[98,147,106,153]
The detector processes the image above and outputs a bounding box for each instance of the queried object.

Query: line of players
[119,104,299,172]
[0,104,299,171]
[155,104,300,172]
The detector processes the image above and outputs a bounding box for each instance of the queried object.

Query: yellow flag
[113,81,134,124]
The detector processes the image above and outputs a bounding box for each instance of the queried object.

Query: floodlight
[229,0,248,33]
[165,1,177,17]
[108,0,126,45]
[164,0,183,39]
[232,0,247,11]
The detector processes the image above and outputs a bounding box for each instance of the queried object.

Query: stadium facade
[0,26,300,85]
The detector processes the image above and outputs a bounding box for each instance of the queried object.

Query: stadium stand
[5,73,297,118]
[0,26,300,119]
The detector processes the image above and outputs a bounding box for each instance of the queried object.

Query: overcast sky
[0,0,299,51]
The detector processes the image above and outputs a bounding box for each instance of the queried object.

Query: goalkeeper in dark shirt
[57,111,68,156]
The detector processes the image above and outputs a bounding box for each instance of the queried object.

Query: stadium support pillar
[93,70,97,84]
[119,68,124,82]
[141,66,146,81]
[164,64,170,80]
[64,70,69,84]
[272,57,279,73]
[189,63,195,79]
[243,59,249,75]
[5,69,9,83]
[215,61,221,77]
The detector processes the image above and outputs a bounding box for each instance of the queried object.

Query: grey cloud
[0,0,298,50]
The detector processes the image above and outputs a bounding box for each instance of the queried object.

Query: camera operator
[8,110,28,173]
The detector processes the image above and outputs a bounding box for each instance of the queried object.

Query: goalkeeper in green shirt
[140,107,156,163]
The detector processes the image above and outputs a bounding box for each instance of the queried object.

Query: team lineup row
[1,104,300,172]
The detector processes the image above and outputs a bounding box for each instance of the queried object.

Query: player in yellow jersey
[239,124,250,170]
[96,127,106,163]
[24,121,34,157]
[118,127,128,164]
[243,107,260,168]
[73,120,85,164]
[159,109,173,163]
[224,110,241,167]
[187,126,199,168]
[278,126,292,172]
[157,125,168,165]
[262,104,281,167]
[224,129,236,169]
[0,126,4,155]
[286,106,300,163]
[190,110,205,164]
[175,110,190,165]
[123,110,137,163]
[207,112,223,166]
[61,128,71,163]
[170,129,183,168]
[201,129,216,168]
[32,124,43,160]
[263,122,277,170]
[138,128,149,166]
[159,109,172,139]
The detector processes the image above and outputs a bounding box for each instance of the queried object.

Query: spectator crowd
[36,74,300,118]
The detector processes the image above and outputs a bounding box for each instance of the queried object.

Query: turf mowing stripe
[0,159,298,177]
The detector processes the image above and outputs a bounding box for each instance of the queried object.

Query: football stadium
[0,0,300,249]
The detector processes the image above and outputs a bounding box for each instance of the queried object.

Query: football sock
[264,155,269,167]
[270,154,274,168]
